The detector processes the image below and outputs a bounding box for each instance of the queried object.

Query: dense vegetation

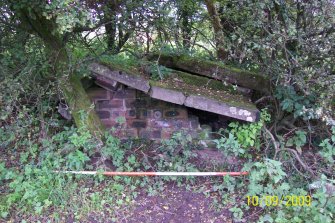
[0,0,334,222]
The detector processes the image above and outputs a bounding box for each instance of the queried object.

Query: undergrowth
[1,41,334,222]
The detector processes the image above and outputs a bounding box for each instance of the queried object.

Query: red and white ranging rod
[55,171,248,177]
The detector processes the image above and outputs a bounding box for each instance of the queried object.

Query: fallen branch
[279,148,316,179]
[264,126,316,179]
[263,126,280,158]
[255,96,274,105]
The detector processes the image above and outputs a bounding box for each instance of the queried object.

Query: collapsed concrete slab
[89,60,260,123]
[148,53,271,94]
[89,62,150,93]
[150,86,186,105]
[184,95,259,122]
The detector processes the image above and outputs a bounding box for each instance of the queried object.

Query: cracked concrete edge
[184,95,260,122]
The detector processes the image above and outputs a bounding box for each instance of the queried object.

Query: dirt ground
[70,183,234,223]
[123,185,232,223]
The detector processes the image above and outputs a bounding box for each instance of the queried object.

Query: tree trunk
[104,1,133,55]
[179,5,192,50]
[60,72,105,137]
[17,8,105,138]
[47,46,105,138]
[204,0,228,60]
[104,1,118,54]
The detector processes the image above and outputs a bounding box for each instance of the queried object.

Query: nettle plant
[214,109,271,157]
[243,159,289,196]
[319,126,335,164]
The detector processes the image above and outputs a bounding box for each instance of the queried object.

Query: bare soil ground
[62,182,234,223]
[123,185,232,223]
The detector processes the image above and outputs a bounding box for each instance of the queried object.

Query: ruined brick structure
[87,85,201,140]
[87,57,265,140]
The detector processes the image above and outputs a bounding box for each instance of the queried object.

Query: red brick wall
[87,86,201,140]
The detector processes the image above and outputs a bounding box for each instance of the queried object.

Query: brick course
[87,87,109,100]
[97,100,124,109]
[87,85,201,140]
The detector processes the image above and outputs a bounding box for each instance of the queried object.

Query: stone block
[87,87,109,100]
[152,109,163,120]
[111,110,126,119]
[95,76,119,91]
[112,128,138,138]
[97,100,123,109]
[96,111,110,119]
[149,86,186,105]
[147,118,189,129]
[129,119,147,128]
[125,109,137,119]
[102,120,116,128]
[113,89,136,99]
[173,119,190,129]
[125,98,147,108]
[147,119,171,128]
[140,109,152,119]
[139,129,162,139]
[139,129,151,139]
[103,120,126,128]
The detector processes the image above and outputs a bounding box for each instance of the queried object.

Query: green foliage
[1,0,334,221]
[155,132,198,184]
[149,64,172,80]
[101,133,124,168]
[229,110,270,149]
[100,54,140,71]
[214,133,244,157]
[215,110,270,156]
[0,164,73,216]
[319,127,335,164]
[243,158,335,223]
[275,86,316,119]
[244,159,288,195]
[214,0,334,121]
[65,150,90,170]
[285,130,307,154]
[229,206,243,221]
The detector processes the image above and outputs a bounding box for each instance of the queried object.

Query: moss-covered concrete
[149,53,271,94]
[171,70,237,93]
[99,56,148,79]
[150,78,257,110]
